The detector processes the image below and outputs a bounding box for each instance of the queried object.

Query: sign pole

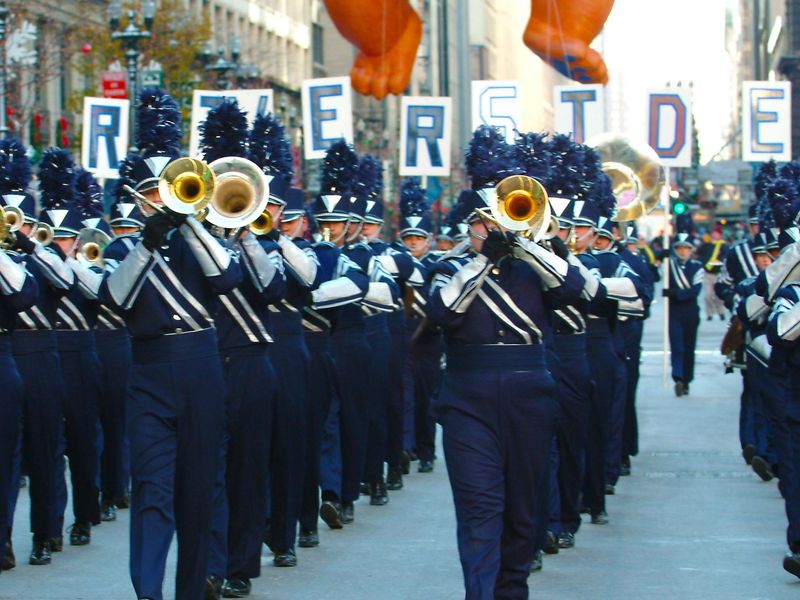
[662,168,671,387]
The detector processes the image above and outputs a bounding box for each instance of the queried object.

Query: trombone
[0,205,23,248]
[124,157,216,221]
[204,156,272,239]
[475,175,553,242]
[32,223,53,246]
[76,227,111,266]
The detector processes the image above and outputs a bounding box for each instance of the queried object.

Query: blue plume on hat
[767,177,800,230]
[400,178,428,218]
[594,172,616,219]
[0,138,31,194]
[755,160,778,200]
[75,168,104,218]
[113,153,140,202]
[247,112,294,188]
[356,154,382,200]
[200,98,248,163]
[320,139,358,195]
[544,134,584,199]
[465,125,521,190]
[135,88,182,156]
[38,148,78,210]
[513,131,551,182]
[778,160,800,185]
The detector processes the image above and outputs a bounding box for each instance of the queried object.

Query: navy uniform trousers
[96,328,132,505]
[128,329,225,600]
[606,330,629,487]
[364,314,391,484]
[267,315,310,552]
[786,367,800,553]
[385,311,407,472]
[300,331,334,533]
[54,330,102,530]
[0,335,23,559]
[668,302,700,383]
[12,330,63,542]
[407,317,444,464]
[745,355,779,468]
[439,344,556,600]
[329,321,371,505]
[620,318,643,463]
[208,345,275,581]
[553,333,592,535]
[583,319,615,516]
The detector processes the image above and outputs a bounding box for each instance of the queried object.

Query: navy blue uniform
[12,245,74,546]
[668,256,703,384]
[207,232,285,581]
[0,250,38,565]
[264,234,316,555]
[427,238,583,600]
[100,217,241,600]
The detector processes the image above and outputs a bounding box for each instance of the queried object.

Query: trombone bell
[33,223,53,246]
[249,210,273,236]
[76,228,111,265]
[206,157,270,229]
[158,158,216,216]
[487,175,552,241]
[3,205,23,233]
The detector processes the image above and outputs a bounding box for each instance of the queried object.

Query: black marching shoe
[370,480,389,506]
[298,529,319,548]
[418,460,434,473]
[530,550,543,573]
[222,577,252,598]
[543,531,559,555]
[684,383,690,395]
[115,493,130,509]
[341,502,355,524]
[558,532,575,549]
[48,535,63,552]
[591,511,609,525]
[386,466,403,490]
[401,450,411,475]
[69,522,91,546]
[751,455,775,481]
[620,456,631,476]
[204,574,223,600]
[674,380,685,397]
[29,538,51,565]
[360,482,370,496]
[274,549,297,567]
[784,552,800,579]
[319,501,343,530]
[101,502,117,522]
[605,483,615,495]
[742,444,756,465]
[3,539,15,570]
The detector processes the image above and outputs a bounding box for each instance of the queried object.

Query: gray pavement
[2,297,798,599]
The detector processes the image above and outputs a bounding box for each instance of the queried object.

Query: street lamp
[109,0,156,149]
[0,0,10,140]
[200,37,250,90]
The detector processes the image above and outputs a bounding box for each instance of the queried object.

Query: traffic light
[673,201,688,215]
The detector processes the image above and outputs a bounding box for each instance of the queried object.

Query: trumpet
[475,175,552,242]
[33,222,53,246]
[0,205,23,247]
[248,210,273,236]
[205,156,270,230]
[76,227,111,266]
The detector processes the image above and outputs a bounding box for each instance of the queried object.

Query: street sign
[101,71,127,99]
[141,69,163,88]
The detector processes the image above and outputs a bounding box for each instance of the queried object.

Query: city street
[0,299,797,599]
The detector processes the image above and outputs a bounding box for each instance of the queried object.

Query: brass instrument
[76,227,111,266]
[206,157,270,230]
[476,175,552,242]
[587,133,665,223]
[157,157,216,216]
[541,215,561,241]
[33,222,53,246]
[321,226,332,243]
[0,205,23,246]
[249,210,273,236]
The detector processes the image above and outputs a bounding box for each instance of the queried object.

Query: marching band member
[197,100,288,598]
[360,161,426,492]
[0,140,74,566]
[100,88,243,600]
[0,160,38,575]
[398,179,441,477]
[38,153,104,546]
[427,126,583,599]
[246,110,317,568]
[664,214,704,397]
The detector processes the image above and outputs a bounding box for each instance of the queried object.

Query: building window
[312,22,323,65]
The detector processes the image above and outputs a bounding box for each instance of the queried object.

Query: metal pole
[662,168,671,387]
[126,47,138,149]
[0,1,9,140]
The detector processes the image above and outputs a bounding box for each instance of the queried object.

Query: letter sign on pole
[647,88,692,167]
[471,80,521,143]
[81,97,130,178]
[742,81,792,162]
[301,77,354,160]
[399,96,452,177]
[553,84,604,143]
